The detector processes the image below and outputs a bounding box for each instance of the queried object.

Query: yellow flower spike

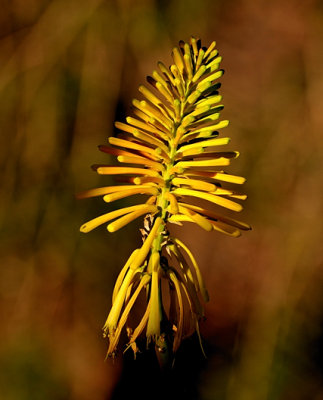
[79,37,250,361]
[146,252,161,341]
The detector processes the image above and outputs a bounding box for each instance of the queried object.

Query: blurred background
[1,0,323,399]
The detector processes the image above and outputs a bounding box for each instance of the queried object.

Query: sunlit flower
[79,37,250,361]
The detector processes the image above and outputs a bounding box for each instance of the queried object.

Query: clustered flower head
[79,37,250,361]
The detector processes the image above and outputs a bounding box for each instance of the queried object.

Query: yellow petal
[186,170,246,184]
[80,204,155,233]
[107,274,151,356]
[172,177,216,192]
[109,137,166,160]
[196,70,223,91]
[168,270,184,352]
[178,202,251,231]
[186,119,229,136]
[195,94,222,109]
[155,81,174,105]
[130,217,162,271]
[192,65,206,83]
[165,191,179,214]
[103,268,136,333]
[184,53,193,80]
[157,61,176,86]
[117,155,165,172]
[146,252,161,339]
[107,205,157,232]
[203,41,216,59]
[112,249,140,303]
[178,205,213,231]
[187,89,201,105]
[178,136,230,152]
[173,238,209,302]
[127,298,151,347]
[176,157,230,169]
[190,36,199,58]
[172,47,185,74]
[126,116,168,141]
[172,187,243,212]
[77,185,150,199]
[96,166,160,178]
[210,220,241,237]
[115,121,169,154]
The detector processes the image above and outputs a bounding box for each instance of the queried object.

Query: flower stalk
[79,37,250,362]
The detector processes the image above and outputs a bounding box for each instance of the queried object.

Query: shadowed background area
[1,0,323,399]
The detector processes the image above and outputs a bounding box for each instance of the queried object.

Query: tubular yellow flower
[79,37,250,362]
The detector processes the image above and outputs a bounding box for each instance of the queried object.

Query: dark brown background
[1,0,323,399]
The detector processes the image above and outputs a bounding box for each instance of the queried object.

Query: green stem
[149,82,192,368]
